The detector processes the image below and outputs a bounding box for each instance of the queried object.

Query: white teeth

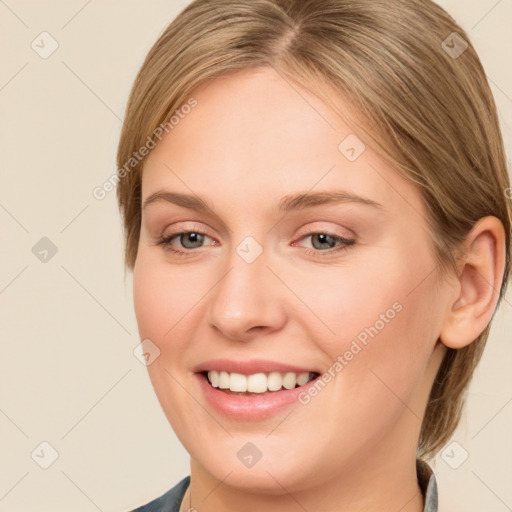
[209,370,219,388]
[206,370,314,393]
[229,373,247,392]
[247,373,267,393]
[297,372,310,386]
[267,371,283,391]
[282,372,296,390]
[218,371,230,389]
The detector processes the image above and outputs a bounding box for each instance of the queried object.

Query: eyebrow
[142,189,383,213]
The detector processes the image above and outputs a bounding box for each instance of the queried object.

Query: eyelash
[155,228,356,258]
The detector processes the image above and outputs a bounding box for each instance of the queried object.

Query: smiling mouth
[203,370,321,396]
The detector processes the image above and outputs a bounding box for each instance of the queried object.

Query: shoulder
[129,476,190,512]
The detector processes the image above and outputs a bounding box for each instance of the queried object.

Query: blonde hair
[116,0,511,458]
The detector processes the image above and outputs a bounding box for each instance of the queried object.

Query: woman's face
[134,66,449,492]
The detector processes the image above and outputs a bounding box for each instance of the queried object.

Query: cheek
[303,242,441,395]
[133,253,200,343]
[133,254,207,434]
[133,263,168,340]
[295,254,417,353]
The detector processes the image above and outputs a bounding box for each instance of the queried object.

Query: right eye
[156,230,216,255]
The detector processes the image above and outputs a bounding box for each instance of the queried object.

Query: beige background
[0,1,511,511]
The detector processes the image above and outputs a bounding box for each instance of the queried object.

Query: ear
[440,216,507,349]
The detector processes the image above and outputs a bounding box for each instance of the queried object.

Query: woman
[116,1,511,510]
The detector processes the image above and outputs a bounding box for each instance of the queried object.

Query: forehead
[141,66,425,219]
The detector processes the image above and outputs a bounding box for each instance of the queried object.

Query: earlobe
[439,216,506,350]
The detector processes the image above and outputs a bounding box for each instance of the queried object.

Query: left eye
[300,232,352,251]
[292,231,356,256]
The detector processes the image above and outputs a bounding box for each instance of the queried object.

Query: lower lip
[196,372,319,420]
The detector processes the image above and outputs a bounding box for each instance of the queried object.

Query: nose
[206,244,288,342]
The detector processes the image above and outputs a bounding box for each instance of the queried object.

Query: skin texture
[133,66,506,512]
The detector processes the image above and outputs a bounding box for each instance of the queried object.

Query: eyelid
[293,222,356,241]
[160,221,212,238]
[159,221,354,243]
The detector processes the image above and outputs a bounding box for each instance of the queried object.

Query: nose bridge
[206,234,286,339]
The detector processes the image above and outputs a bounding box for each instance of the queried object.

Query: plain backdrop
[0,1,511,511]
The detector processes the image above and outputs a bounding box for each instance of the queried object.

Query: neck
[180,447,425,512]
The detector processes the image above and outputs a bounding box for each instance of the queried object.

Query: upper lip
[193,359,318,375]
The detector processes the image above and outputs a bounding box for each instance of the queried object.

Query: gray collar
[417,459,438,512]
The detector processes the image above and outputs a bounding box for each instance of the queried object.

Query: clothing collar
[417,459,438,512]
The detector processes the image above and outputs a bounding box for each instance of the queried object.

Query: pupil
[182,232,203,248]
[313,233,334,249]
